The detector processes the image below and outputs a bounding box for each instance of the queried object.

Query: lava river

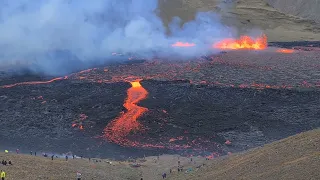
[103,80,150,147]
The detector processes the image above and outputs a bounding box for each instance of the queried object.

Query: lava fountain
[213,34,267,50]
[104,80,149,146]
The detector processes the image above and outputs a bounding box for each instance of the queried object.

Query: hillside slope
[265,0,320,24]
[169,129,320,180]
[159,0,320,41]
[0,154,140,180]
[1,129,318,179]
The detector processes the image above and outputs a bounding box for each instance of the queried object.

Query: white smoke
[0,0,234,75]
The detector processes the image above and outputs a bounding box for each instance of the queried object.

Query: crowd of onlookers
[1,160,12,166]
[2,149,83,180]
[2,149,210,180]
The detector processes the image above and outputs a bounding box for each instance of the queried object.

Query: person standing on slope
[1,170,6,180]
[76,171,81,180]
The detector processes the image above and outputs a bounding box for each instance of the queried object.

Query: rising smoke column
[0,0,233,75]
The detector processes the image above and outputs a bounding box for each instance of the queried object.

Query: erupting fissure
[170,34,268,50]
[103,80,149,146]
[213,34,268,50]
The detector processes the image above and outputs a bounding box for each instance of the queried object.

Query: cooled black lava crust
[0,78,319,159]
[0,41,319,159]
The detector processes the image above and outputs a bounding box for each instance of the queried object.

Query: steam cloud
[0,0,234,75]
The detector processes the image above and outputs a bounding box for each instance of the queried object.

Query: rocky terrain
[1,47,319,159]
[0,0,319,162]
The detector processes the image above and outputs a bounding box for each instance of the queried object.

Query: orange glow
[172,42,196,47]
[276,48,294,53]
[104,80,148,146]
[1,77,64,88]
[130,81,142,88]
[214,34,267,50]
[225,140,231,145]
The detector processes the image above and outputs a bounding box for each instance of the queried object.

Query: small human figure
[51,155,54,160]
[30,151,33,155]
[16,149,19,154]
[65,156,68,161]
[73,155,75,159]
[76,171,81,180]
[8,161,12,166]
[34,152,37,156]
[162,173,167,179]
[0,170,5,180]
[3,161,7,166]
[178,161,180,166]
[1,160,4,165]
[170,169,172,173]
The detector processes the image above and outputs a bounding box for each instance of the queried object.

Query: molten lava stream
[276,48,295,53]
[1,77,66,88]
[104,80,149,146]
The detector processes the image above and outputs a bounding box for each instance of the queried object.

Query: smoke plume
[0,0,234,75]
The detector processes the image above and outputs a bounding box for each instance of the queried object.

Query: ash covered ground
[0,43,320,159]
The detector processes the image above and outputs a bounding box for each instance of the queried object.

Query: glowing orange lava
[130,81,142,88]
[276,48,294,54]
[172,42,196,47]
[1,77,67,88]
[104,80,149,146]
[213,34,267,50]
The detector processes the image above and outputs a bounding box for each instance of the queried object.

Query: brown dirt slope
[169,129,320,180]
[0,130,319,180]
[0,154,140,180]
[159,0,320,41]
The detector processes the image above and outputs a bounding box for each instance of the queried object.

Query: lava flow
[1,77,67,88]
[276,48,295,53]
[213,34,267,50]
[103,80,149,146]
